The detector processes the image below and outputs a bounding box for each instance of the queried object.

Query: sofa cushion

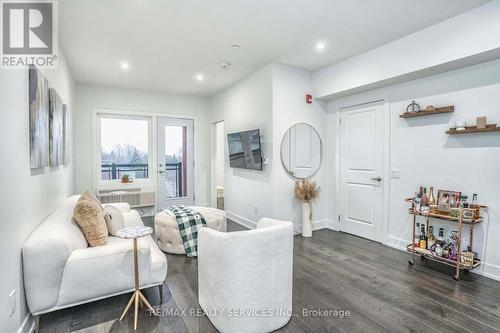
[103,205,125,236]
[73,195,108,246]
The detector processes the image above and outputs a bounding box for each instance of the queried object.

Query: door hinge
[339,118,341,125]
[193,160,195,167]
[338,215,341,222]
[193,194,196,202]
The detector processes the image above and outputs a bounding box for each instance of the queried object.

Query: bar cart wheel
[408,260,414,266]
[420,255,425,260]
[453,274,460,281]
[463,269,469,275]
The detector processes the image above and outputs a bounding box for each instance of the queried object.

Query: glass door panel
[157,117,193,209]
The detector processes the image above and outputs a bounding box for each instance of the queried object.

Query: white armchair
[198,218,294,333]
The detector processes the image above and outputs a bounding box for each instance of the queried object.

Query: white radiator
[97,189,155,208]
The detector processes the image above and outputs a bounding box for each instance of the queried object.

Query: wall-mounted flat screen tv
[227,129,263,170]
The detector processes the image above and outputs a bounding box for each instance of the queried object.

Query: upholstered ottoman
[154,206,227,254]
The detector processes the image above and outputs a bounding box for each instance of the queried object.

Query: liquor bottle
[427,226,436,249]
[414,222,421,247]
[459,196,465,209]
[472,193,479,219]
[421,188,429,207]
[428,187,436,205]
[419,225,427,250]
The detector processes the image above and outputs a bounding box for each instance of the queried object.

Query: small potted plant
[121,174,133,183]
[295,180,320,237]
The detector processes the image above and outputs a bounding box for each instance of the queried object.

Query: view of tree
[101,143,148,165]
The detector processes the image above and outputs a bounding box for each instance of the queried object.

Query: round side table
[117,226,155,330]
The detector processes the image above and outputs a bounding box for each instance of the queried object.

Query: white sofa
[198,218,294,333]
[22,195,168,317]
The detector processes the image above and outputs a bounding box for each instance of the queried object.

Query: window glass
[100,117,149,180]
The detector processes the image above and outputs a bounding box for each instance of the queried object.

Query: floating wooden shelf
[446,124,500,135]
[400,106,454,118]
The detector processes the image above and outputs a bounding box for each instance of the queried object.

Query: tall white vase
[301,202,312,237]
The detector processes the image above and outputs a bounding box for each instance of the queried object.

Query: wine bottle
[419,225,427,250]
[472,193,479,219]
[428,187,436,205]
[421,188,429,207]
[437,227,445,243]
[427,226,436,249]
[414,222,421,247]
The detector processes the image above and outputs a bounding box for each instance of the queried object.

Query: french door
[340,102,385,242]
[157,117,194,210]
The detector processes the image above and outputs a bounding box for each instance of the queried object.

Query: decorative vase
[301,202,312,237]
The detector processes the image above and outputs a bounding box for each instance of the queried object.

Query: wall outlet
[9,290,16,317]
[391,169,401,179]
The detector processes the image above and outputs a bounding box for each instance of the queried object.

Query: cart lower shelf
[406,244,481,270]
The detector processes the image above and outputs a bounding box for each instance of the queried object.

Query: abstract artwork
[29,66,50,168]
[49,88,64,166]
[62,104,70,165]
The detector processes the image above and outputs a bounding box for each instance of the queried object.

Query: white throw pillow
[103,205,125,236]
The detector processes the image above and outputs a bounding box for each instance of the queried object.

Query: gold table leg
[119,238,156,330]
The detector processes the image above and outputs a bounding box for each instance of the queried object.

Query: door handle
[371,176,382,182]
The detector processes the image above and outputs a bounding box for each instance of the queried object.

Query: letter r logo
[2,2,53,54]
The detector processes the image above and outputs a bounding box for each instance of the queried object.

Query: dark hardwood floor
[40,220,500,333]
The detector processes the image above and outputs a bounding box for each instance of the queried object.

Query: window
[98,115,150,182]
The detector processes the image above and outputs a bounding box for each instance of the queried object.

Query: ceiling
[60,0,491,96]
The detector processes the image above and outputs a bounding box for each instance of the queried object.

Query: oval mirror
[280,123,322,179]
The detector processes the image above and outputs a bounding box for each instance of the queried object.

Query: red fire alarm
[306,94,313,104]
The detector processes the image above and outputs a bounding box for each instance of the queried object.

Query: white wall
[215,121,225,188]
[73,83,211,207]
[272,65,328,231]
[210,64,329,230]
[0,50,75,333]
[210,66,274,227]
[313,0,500,100]
[327,58,500,280]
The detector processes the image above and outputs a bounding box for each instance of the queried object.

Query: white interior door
[157,117,194,209]
[340,103,385,242]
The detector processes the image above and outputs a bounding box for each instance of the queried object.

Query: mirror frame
[280,122,323,180]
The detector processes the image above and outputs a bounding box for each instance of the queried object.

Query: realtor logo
[1,0,58,68]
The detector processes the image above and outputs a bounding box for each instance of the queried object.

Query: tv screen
[227,129,263,170]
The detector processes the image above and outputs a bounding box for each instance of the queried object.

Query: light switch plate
[391,169,401,179]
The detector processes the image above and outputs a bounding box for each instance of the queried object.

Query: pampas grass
[295,180,320,203]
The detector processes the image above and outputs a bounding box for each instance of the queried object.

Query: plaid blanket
[165,205,206,257]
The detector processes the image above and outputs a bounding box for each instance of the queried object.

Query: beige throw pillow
[73,194,108,247]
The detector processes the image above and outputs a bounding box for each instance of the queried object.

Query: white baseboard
[481,263,500,282]
[386,236,408,251]
[18,314,34,333]
[225,211,257,229]
[312,219,327,231]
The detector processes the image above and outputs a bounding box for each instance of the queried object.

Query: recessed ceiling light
[231,43,240,49]
[120,61,130,70]
[315,41,326,52]
[196,73,204,82]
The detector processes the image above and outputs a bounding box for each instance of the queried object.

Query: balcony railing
[165,162,183,197]
[101,163,149,180]
[101,162,183,198]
